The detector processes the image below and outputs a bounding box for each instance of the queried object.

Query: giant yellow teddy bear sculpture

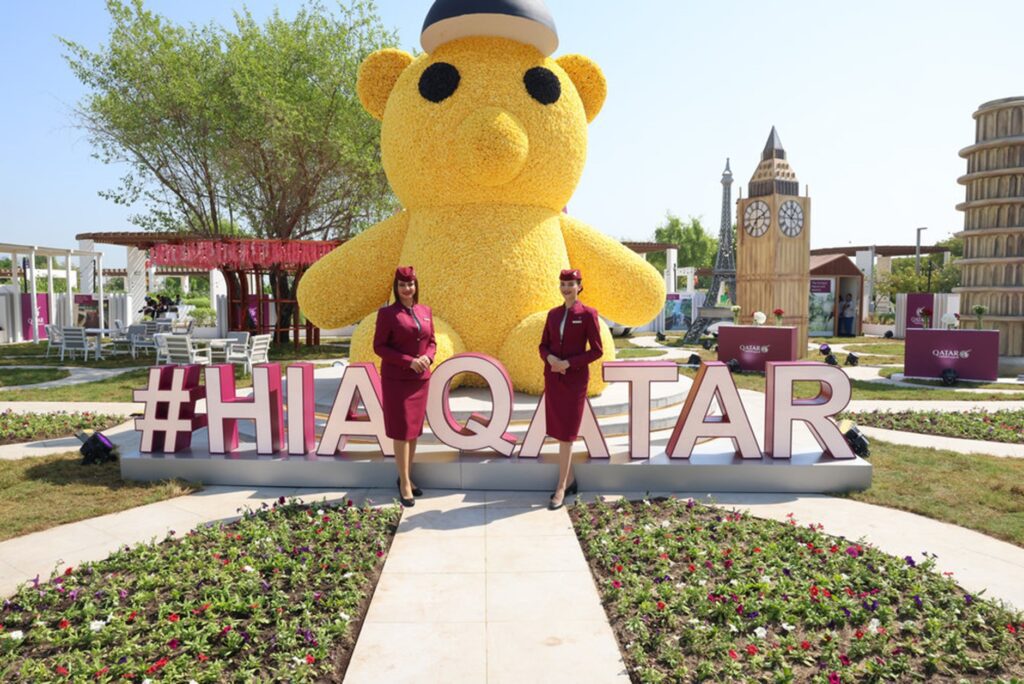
[297,1,665,395]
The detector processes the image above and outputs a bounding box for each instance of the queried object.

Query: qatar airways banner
[133,355,857,461]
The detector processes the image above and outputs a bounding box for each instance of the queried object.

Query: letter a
[317,363,394,457]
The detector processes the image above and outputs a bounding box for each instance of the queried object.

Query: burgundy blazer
[373,302,436,381]
[538,301,604,384]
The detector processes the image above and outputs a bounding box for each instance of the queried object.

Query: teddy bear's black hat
[421,0,558,56]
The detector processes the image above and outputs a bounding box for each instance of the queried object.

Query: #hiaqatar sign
[132,355,858,462]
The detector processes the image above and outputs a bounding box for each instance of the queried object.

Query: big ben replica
[736,127,811,346]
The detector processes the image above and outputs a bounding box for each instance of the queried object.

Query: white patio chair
[153,332,171,365]
[226,333,271,375]
[164,334,211,366]
[60,327,93,362]
[44,324,63,359]
[130,324,155,358]
[217,331,250,362]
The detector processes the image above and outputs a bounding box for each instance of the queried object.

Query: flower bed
[572,498,1024,683]
[0,496,400,682]
[0,410,126,446]
[843,409,1024,445]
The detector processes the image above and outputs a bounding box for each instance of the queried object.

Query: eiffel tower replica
[683,159,737,343]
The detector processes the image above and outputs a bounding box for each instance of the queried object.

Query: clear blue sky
[3,0,1022,267]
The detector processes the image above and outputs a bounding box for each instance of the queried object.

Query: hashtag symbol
[133,365,208,453]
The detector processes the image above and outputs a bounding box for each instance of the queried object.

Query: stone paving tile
[396,507,488,537]
[484,505,577,537]
[486,620,629,684]
[485,534,589,573]
[364,572,485,623]
[345,622,487,684]
[486,571,607,623]
[381,534,486,574]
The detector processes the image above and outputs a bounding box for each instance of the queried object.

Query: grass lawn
[842,342,905,356]
[0,497,399,682]
[616,348,666,359]
[843,439,1024,548]
[573,496,1024,683]
[0,451,198,541]
[613,336,638,349]
[0,368,69,387]
[268,343,348,361]
[0,411,127,447]
[678,367,1024,401]
[878,366,1023,391]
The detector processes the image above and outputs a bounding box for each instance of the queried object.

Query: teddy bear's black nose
[419,62,461,103]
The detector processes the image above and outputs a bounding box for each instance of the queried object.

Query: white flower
[868,618,880,631]
[89,620,106,632]
[781,622,796,632]
[754,626,767,639]
[752,311,767,325]
[941,312,959,328]
[242,565,255,573]
[5,630,23,640]
[339,612,350,622]
[317,509,325,516]
[728,623,738,633]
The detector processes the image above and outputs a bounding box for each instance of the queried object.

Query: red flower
[724,559,733,569]
[658,553,668,560]
[306,654,316,664]
[167,613,180,623]
[728,649,739,660]
[688,564,696,572]
[612,580,622,589]
[56,665,69,676]
[375,550,383,557]
[198,653,209,662]
[145,658,168,674]
[800,640,811,650]
[220,625,233,635]
[615,564,623,573]
[773,308,784,316]
[94,667,109,678]
[753,547,761,553]
[168,638,181,650]
[855,630,865,639]
[64,567,73,576]
[656,601,666,611]
[829,673,841,684]
[59,618,70,629]
[746,644,758,655]
[1008,624,1018,634]
[839,654,851,666]
[126,611,137,623]
[192,603,212,615]
[810,585,819,598]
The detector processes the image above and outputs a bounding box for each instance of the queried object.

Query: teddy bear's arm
[296,211,410,328]
[560,215,666,326]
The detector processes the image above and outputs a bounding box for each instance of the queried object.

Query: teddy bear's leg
[349,311,466,376]
[498,311,617,397]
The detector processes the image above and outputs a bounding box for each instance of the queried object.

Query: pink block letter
[764,361,854,459]
[317,362,394,457]
[603,361,678,459]
[666,362,761,459]
[426,353,517,456]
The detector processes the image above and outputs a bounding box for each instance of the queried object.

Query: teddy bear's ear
[556,54,607,123]
[357,48,414,120]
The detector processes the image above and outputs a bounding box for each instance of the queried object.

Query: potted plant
[972,304,988,328]
[730,304,741,325]
[773,307,784,326]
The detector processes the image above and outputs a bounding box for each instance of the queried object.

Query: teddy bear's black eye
[419,62,460,103]
[523,67,560,105]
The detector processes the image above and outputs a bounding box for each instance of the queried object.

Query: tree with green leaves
[62,0,399,339]
[648,213,718,286]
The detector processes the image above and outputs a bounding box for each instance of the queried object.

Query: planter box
[904,329,999,382]
[862,323,894,337]
[717,325,800,372]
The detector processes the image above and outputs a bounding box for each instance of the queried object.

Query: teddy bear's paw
[349,311,466,384]
[497,311,614,397]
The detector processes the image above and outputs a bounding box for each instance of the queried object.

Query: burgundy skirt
[544,372,588,442]
[381,377,430,441]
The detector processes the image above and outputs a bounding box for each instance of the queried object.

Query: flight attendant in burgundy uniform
[374,266,436,507]
[539,268,604,510]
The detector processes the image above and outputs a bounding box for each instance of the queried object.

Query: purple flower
[904,555,916,568]
[913,595,923,609]
[964,595,973,605]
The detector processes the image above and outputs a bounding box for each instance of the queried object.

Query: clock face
[743,200,771,237]
[779,200,805,237]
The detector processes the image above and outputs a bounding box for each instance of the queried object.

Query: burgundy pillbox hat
[559,268,581,281]
[395,266,417,282]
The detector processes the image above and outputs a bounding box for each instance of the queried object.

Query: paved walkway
[0,365,145,391]
[858,426,1024,458]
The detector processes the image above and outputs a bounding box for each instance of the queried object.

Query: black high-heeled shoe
[397,478,423,497]
[550,479,578,500]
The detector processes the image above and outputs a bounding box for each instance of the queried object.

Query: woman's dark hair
[393,276,419,305]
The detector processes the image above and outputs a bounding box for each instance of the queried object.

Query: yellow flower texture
[297,36,665,395]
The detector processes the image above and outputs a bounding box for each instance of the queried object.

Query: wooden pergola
[76,232,342,346]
